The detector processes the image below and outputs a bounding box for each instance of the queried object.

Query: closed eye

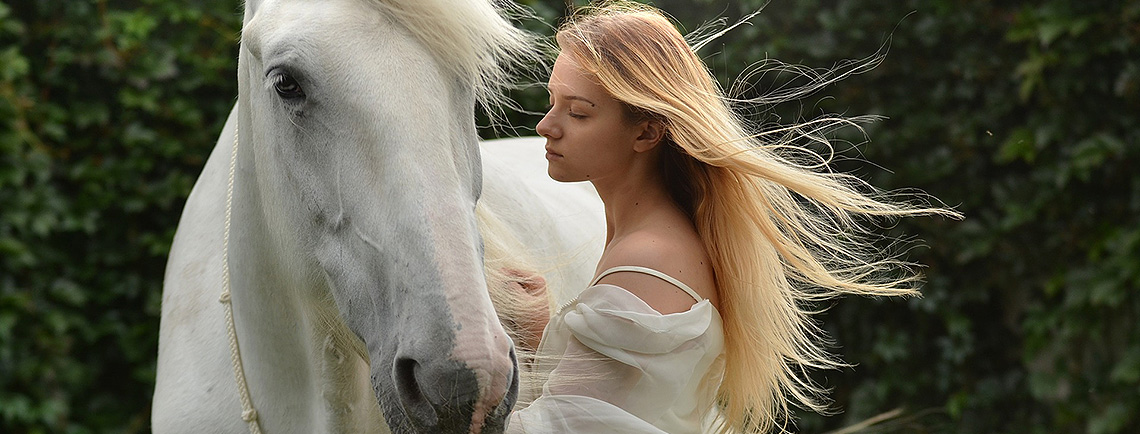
[544,103,586,119]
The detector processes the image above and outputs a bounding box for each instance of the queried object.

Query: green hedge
[0,1,240,432]
[1,0,1136,432]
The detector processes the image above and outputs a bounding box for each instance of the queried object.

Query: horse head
[231,0,532,431]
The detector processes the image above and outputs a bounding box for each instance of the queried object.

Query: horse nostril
[394,356,438,426]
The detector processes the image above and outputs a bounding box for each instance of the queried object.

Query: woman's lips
[545,147,562,160]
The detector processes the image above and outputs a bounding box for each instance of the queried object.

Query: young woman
[507,2,958,433]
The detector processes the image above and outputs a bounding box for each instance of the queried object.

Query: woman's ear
[632,119,666,153]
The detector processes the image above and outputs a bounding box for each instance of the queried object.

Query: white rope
[219,122,265,434]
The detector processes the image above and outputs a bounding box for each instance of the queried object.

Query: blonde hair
[556,2,959,432]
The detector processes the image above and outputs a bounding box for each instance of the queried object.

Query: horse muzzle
[389,346,519,433]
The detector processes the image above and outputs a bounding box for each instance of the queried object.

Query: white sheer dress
[507,266,726,433]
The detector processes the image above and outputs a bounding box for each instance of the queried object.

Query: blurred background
[0,0,1136,432]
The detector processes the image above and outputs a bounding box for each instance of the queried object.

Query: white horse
[151,0,604,432]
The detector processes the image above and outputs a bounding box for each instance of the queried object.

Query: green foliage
[2,0,1135,432]
[0,0,241,431]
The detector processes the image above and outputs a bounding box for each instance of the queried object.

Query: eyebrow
[547,86,597,107]
[565,95,596,107]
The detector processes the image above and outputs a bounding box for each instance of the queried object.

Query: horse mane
[374,0,540,109]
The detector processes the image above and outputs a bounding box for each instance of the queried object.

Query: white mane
[375,0,539,107]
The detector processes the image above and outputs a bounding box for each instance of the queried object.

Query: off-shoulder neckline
[558,283,718,317]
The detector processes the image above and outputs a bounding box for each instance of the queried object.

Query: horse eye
[272,73,305,100]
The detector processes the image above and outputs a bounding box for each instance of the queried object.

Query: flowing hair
[555,2,959,432]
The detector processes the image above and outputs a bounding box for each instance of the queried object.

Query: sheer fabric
[508,270,725,433]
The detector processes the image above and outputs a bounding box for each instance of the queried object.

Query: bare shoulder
[595,225,718,314]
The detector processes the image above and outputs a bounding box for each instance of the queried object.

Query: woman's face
[536,53,644,183]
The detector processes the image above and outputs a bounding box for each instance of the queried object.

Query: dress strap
[591,266,704,303]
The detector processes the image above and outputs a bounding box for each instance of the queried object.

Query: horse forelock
[372,0,541,109]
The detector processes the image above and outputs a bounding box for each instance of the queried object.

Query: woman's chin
[546,164,591,183]
[546,170,567,183]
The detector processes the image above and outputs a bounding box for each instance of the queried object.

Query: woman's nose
[536,111,559,139]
